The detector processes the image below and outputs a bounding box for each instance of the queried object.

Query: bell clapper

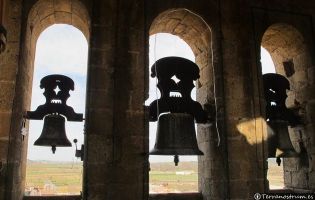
[174,155,179,166]
[51,145,56,154]
[276,157,281,166]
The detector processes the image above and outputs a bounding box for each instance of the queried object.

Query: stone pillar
[220,1,266,199]
[0,0,23,199]
[84,0,147,199]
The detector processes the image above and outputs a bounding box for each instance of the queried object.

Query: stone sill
[149,193,202,200]
[270,188,313,193]
[269,189,293,193]
[23,196,81,200]
[23,193,202,200]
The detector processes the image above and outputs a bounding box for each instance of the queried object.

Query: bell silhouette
[150,113,203,157]
[267,120,299,158]
[34,114,72,153]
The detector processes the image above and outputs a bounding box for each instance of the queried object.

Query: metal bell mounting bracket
[24,74,84,154]
[25,74,83,121]
[148,56,209,123]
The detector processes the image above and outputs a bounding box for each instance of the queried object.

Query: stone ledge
[23,196,81,200]
[149,193,203,200]
[269,189,293,193]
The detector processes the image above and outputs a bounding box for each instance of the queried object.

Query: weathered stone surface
[0,82,15,111]
[0,112,12,139]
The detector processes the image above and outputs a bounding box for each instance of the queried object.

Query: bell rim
[34,139,72,147]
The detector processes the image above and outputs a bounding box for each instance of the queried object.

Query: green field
[150,162,198,193]
[25,160,283,195]
[25,161,83,195]
[25,161,198,195]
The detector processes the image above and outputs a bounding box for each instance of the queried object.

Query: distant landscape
[267,161,284,189]
[25,160,83,196]
[25,160,283,195]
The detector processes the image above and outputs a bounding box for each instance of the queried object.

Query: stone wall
[83,0,147,199]
[0,0,23,199]
[255,4,315,191]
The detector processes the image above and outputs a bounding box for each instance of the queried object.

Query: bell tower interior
[1,1,315,200]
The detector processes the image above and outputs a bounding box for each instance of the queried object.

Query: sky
[28,24,88,162]
[27,24,275,162]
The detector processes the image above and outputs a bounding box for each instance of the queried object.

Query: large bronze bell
[148,57,208,165]
[267,120,299,160]
[150,113,203,164]
[34,114,72,153]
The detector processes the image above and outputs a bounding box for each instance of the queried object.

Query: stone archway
[149,8,222,199]
[261,23,315,190]
[4,1,90,199]
[150,9,213,93]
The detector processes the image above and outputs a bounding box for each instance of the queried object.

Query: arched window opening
[148,9,215,198]
[261,23,314,192]
[261,47,276,74]
[25,24,88,196]
[147,33,198,193]
[261,46,284,189]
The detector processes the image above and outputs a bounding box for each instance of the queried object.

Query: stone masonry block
[86,163,112,184]
[88,89,113,110]
[0,112,12,139]
[88,67,113,90]
[0,64,17,81]
[89,49,114,67]
[229,180,249,199]
[54,0,72,13]
[90,26,114,50]
[86,109,113,133]
[54,11,72,24]
[71,14,89,38]
[0,140,9,159]
[0,82,15,111]
[291,171,308,188]
[199,64,212,86]
[283,158,299,172]
[308,67,315,86]
[87,134,113,164]
[5,17,21,42]
[0,42,19,64]
[71,1,89,21]
[37,1,54,21]
[308,171,315,188]
[39,14,56,29]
